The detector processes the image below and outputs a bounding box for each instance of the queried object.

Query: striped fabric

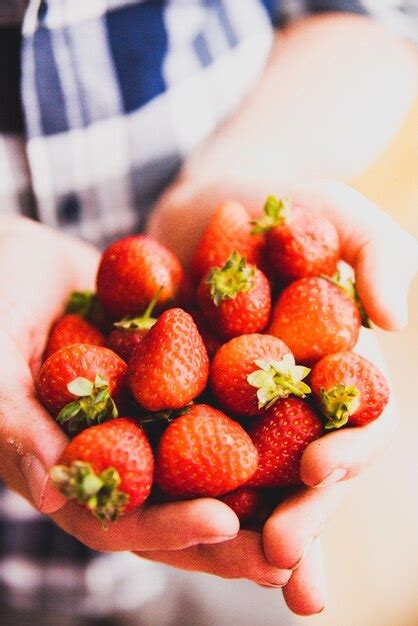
[0,0,416,616]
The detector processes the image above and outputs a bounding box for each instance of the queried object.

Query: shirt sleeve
[273,1,418,43]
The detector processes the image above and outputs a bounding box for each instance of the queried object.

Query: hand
[147,179,417,614]
[0,217,241,555]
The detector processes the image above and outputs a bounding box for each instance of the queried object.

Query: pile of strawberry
[38,196,389,525]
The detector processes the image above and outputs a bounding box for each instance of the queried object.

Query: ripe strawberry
[50,418,154,522]
[269,276,361,364]
[45,314,105,359]
[155,404,258,498]
[96,235,183,319]
[191,201,265,282]
[248,398,323,488]
[197,252,271,340]
[38,344,127,431]
[129,308,209,411]
[107,289,161,362]
[218,487,264,523]
[252,196,339,283]
[310,351,389,429]
[210,334,310,417]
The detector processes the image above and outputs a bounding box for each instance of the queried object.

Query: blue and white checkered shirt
[0,0,416,616]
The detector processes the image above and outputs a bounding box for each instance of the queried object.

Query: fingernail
[314,468,347,488]
[259,580,288,588]
[293,541,313,569]
[202,534,237,545]
[21,454,66,513]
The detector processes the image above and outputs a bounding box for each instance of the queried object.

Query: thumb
[355,236,418,330]
[0,331,68,514]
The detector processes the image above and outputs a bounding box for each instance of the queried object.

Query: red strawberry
[269,276,361,364]
[96,235,183,319]
[129,308,209,411]
[252,196,339,283]
[197,252,271,340]
[210,334,310,417]
[45,314,105,359]
[218,487,264,523]
[107,289,161,362]
[310,351,389,429]
[50,418,154,522]
[38,344,127,431]
[191,201,265,282]
[155,404,258,498]
[188,309,222,357]
[248,398,323,488]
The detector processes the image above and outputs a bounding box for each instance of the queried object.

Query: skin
[0,12,417,618]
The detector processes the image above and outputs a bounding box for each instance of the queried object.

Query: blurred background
[303,94,418,626]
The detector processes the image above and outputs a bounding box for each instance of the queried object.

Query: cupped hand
[147,179,417,614]
[0,217,240,554]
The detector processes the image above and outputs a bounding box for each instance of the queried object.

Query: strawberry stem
[320,384,361,429]
[57,374,119,433]
[114,286,163,330]
[251,195,292,235]
[206,252,255,306]
[247,354,311,409]
[50,461,129,523]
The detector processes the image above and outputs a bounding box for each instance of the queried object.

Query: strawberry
[197,252,271,339]
[210,334,310,417]
[218,487,264,523]
[107,288,161,362]
[191,201,265,282]
[50,418,154,522]
[129,308,209,411]
[310,351,389,429]
[247,398,323,488]
[45,314,105,360]
[155,404,258,498]
[269,276,361,364]
[252,196,339,283]
[96,235,183,319]
[38,344,127,431]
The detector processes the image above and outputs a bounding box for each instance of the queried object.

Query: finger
[290,181,418,330]
[282,539,326,616]
[51,498,240,552]
[137,530,291,587]
[263,482,350,570]
[300,395,397,488]
[0,331,68,514]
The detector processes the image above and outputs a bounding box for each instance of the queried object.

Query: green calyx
[247,353,311,410]
[320,384,361,430]
[113,286,163,331]
[65,291,100,320]
[326,268,371,328]
[57,374,118,433]
[206,252,255,306]
[251,195,292,235]
[50,460,129,523]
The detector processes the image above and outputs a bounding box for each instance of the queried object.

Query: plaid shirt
[0,0,416,616]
